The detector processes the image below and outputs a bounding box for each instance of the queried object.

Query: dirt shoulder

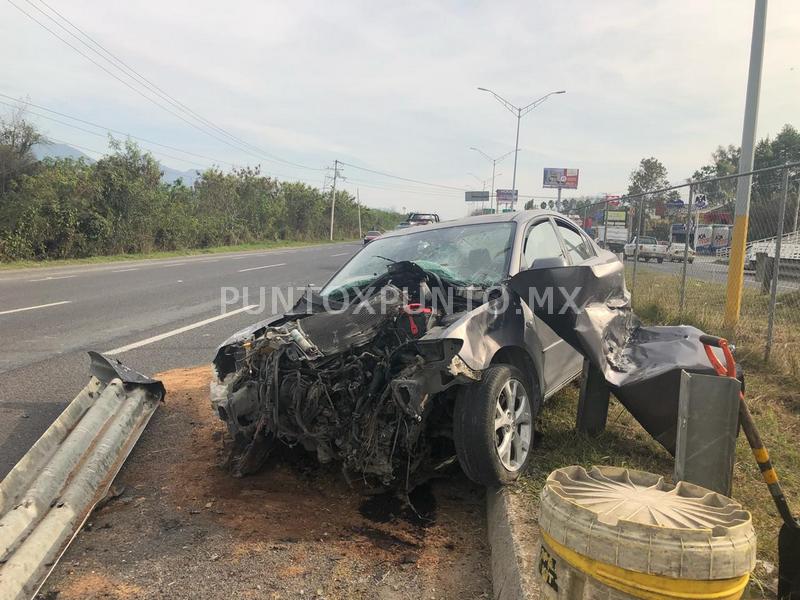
[40,366,491,600]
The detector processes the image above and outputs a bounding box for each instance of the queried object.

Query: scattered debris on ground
[39,366,491,600]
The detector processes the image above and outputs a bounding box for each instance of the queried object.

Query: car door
[518,217,583,397]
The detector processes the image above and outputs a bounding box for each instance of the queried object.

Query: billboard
[605,209,627,225]
[543,168,579,189]
[465,191,490,202]
[496,189,518,205]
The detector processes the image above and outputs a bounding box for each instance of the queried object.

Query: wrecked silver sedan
[212,210,738,492]
[211,211,618,488]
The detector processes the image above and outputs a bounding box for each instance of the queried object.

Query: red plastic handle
[702,337,736,378]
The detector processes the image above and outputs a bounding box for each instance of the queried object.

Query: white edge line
[331,252,351,257]
[0,300,72,316]
[104,304,260,355]
[237,263,287,273]
[28,275,77,282]
[112,268,140,273]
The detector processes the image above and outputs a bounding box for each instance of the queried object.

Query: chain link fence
[574,162,800,377]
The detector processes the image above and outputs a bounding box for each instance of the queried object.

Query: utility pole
[357,188,362,238]
[724,0,768,330]
[329,159,339,241]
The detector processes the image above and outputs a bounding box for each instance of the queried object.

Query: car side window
[556,222,593,263]
[522,220,564,268]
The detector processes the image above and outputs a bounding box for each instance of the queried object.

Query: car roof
[379,209,561,240]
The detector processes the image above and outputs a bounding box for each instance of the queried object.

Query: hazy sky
[2,0,798,218]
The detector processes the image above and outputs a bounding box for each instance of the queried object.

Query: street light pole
[512,109,521,192]
[490,160,497,212]
[724,0,768,330]
[470,147,515,213]
[477,88,566,198]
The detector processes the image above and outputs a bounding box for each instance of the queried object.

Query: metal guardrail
[0,353,164,600]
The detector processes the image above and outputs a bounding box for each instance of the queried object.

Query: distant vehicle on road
[396,222,411,229]
[666,242,695,263]
[624,236,666,263]
[406,212,440,226]
[595,225,629,253]
[363,230,382,244]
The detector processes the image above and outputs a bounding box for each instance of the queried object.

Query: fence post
[765,167,790,362]
[679,184,694,317]
[630,195,645,300]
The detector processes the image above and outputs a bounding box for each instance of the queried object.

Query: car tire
[657,257,663,264]
[453,365,537,487]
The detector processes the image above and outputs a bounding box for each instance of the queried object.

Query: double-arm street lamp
[470,147,515,213]
[477,88,566,194]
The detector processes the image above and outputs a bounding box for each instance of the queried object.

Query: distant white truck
[624,235,667,263]
[596,226,629,253]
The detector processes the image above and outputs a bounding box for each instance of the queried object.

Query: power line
[338,161,467,192]
[5,0,253,157]
[41,134,327,189]
[342,177,459,199]
[7,0,324,173]
[15,101,567,203]
[28,0,317,172]
[0,96,235,167]
[7,0,470,197]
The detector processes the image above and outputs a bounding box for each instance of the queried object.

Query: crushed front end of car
[211,262,483,488]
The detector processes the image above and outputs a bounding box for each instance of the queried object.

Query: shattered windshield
[322,222,516,294]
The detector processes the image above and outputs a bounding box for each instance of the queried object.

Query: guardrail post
[674,371,740,496]
[765,167,790,362]
[576,359,610,436]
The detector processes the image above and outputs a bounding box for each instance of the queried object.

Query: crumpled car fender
[428,295,546,391]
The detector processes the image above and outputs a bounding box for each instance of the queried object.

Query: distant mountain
[32,142,92,162]
[32,141,201,186]
[159,164,201,186]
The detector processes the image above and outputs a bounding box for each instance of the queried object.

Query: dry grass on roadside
[516,268,800,586]
[0,239,347,270]
[629,268,800,378]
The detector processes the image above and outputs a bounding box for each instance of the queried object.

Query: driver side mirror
[529,256,568,270]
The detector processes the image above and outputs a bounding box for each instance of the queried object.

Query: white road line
[238,263,287,273]
[331,252,350,257]
[112,267,140,273]
[104,304,259,355]
[28,275,77,282]
[158,262,186,268]
[0,300,72,315]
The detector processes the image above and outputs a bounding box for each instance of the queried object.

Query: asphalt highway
[0,242,361,477]
[628,255,800,291]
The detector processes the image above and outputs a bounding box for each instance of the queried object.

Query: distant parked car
[623,236,666,263]
[407,212,440,226]
[396,222,411,229]
[363,230,382,245]
[666,243,695,263]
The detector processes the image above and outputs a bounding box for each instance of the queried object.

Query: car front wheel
[453,365,536,487]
